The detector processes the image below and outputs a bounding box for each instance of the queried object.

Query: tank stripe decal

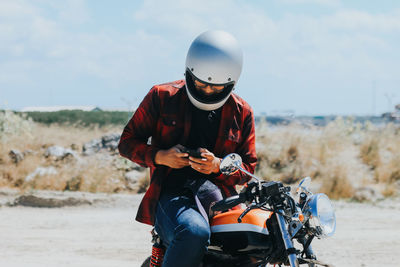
[211,223,269,235]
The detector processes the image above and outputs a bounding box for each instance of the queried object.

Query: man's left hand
[189,148,221,174]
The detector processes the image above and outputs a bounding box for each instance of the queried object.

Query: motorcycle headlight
[304,193,336,238]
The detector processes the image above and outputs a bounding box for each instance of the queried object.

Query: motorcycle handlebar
[212,194,245,212]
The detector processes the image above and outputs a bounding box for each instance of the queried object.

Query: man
[118,30,257,267]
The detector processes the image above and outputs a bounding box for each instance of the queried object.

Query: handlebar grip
[212,194,244,212]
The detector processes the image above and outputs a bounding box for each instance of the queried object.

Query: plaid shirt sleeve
[118,86,160,169]
[214,105,257,188]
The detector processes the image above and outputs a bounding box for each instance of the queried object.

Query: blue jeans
[155,192,210,267]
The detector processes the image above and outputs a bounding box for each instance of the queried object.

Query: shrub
[21,110,133,127]
[360,137,381,170]
[318,160,355,199]
[0,110,36,143]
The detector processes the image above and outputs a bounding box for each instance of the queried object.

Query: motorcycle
[142,153,336,267]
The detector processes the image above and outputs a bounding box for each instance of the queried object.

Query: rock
[10,195,92,208]
[82,139,102,156]
[125,170,144,183]
[113,157,145,171]
[25,166,58,182]
[82,133,121,155]
[9,149,24,164]
[105,140,119,151]
[0,188,20,206]
[45,146,78,160]
[352,186,382,202]
[101,133,120,150]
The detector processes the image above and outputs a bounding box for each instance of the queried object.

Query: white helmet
[185,30,243,111]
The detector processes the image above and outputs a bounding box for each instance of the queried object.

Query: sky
[0,0,399,116]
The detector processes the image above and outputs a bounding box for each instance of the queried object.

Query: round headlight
[305,193,336,238]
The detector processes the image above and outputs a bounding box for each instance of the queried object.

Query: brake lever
[238,203,257,223]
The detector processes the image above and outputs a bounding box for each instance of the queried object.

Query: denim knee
[174,222,210,247]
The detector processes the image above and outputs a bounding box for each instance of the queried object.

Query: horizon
[1,0,399,116]
[5,104,399,118]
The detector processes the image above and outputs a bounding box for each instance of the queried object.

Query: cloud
[277,0,341,7]
[324,9,400,32]
[54,0,90,24]
[132,0,277,42]
[1,0,399,113]
[0,0,173,87]
[2,0,398,83]
[0,0,37,18]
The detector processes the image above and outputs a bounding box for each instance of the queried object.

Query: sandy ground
[0,190,399,267]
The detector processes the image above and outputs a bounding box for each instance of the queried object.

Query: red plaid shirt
[118,80,257,226]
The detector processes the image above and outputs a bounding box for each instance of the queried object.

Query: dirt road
[0,190,398,267]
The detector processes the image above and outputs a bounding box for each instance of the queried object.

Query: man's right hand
[154,144,190,169]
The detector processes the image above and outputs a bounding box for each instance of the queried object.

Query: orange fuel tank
[209,208,274,252]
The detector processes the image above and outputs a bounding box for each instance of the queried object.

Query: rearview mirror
[219,153,242,175]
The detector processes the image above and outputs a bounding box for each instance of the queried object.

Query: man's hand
[189,148,221,174]
[154,144,190,169]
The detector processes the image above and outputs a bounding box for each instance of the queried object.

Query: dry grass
[0,145,129,194]
[1,112,129,193]
[136,171,151,194]
[1,112,400,199]
[318,159,355,199]
[369,124,400,185]
[360,136,381,170]
[255,118,400,199]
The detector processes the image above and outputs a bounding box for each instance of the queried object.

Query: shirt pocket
[227,128,240,143]
[161,115,178,127]
[158,115,183,148]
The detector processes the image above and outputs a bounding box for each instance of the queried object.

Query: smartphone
[180,148,203,159]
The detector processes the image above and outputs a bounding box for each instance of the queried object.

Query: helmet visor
[185,69,234,105]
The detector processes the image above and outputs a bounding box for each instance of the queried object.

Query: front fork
[276,212,299,267]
